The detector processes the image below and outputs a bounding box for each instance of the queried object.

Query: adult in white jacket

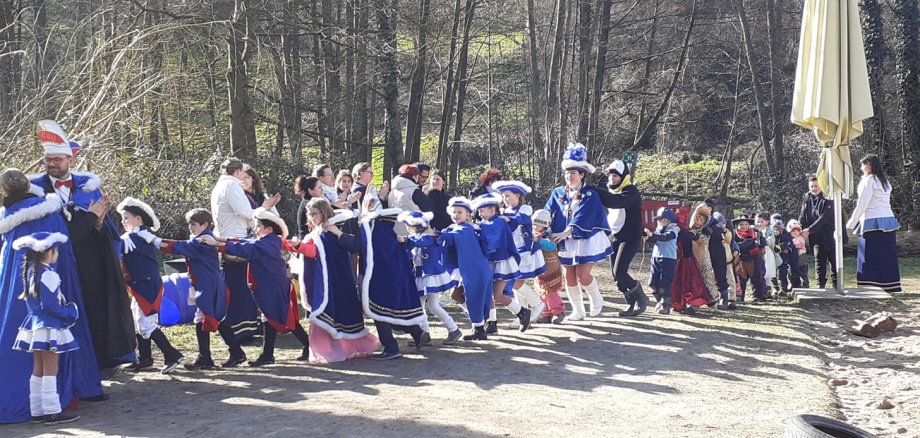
[209,158,280,355]
[845,154,901,293]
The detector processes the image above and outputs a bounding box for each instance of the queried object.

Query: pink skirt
[308,323,380,364]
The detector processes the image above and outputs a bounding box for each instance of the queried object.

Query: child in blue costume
[358,192,429,360]
[397,211,462,346]
[160,209,236,370]
[493,180,545,328]
[643,207,679,315]
[288,198,377,363]
[12,232,81,426]
[116,197,183,374]
[200,208,310,367]
[439,197,493,341]
[544,143,612,320]
[472,193,531,334]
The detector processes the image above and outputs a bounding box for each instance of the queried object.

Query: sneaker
[443,329,463,346]
[551,313,565,324]
[221,354,247,368]
[568,311,585,321]
[44,412,79,426]
[412,332,431,352]
[407,332,433,348]
[727,301,738,310]
[296,347,310,361]
[684,306,697,315]
[657,306,671,315]
[125,359,154,373]
[485,321,499,335]
[248,355,275,367]
[162,354,184,375]
[371,350,402,361]
[516,307,532,332]
[463,327,487,341]
[30,415,45,424]
[536,315,552,324]
[508,320,521,330]
[184,357,216,371]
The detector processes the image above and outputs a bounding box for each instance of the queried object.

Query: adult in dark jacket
[469,168,501,199]
[798,176,837,289]
[596,160,648,317]
[701,201,730,308]
[426,170,453,230]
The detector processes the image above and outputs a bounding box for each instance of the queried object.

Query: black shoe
[80,393,109,402]
[684,306,697,315]
[126,359,154,373]
[463,326,488,341]
[296,347,310,361]
[485,321,498,335]
[717,298,730,311]
[30,415,45,424]
[409,331,431,351]
[516,308,532,332]
[443,329,463,346]
[618,306,636,317]
[184,356,216,371]
[162,354,184,374]
[221,354,247,368]
[371,349,402,361]
[551,313,565,324]
[248,355,275,367]
[630,284,649,316]
[44,412,80,426]
[727,301,738,310]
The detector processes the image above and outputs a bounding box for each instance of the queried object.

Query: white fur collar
[0,194,64,234]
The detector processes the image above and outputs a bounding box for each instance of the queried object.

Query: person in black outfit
[426,170,453,230]
[596,160,648,317]
[798,176,838,289]
[701,201,730,309]
[469,168,501,199]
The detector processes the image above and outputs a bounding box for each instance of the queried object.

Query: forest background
[1,0,919,237]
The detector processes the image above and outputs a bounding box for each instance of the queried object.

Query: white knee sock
[506,300,522,314]
[583,277,604,317]
[426,295,459,332]
[29,375,43,417]
[41,376,60,416]
[488,308,497,322]
[566,284,586,318]
[514,284,539,308]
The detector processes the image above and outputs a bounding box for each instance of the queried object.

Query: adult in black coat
[426,170,453,230]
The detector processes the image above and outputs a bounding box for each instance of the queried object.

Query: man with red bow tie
[29,120,136,382]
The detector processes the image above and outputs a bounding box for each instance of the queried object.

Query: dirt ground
[3,258,916,438]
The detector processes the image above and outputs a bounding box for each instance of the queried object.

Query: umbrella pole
[833,191,845,295]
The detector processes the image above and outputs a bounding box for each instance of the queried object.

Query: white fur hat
[329,209,356,225]
[117,197,161,232]
[491,180,532,196]
[36,120,73,157]
[253,207,289,238]
[560,143,595,173]
[471,193,503,210]
[786,219,803,232]
[446,196,473,214]
[398,210,434,227]
[13,232,68,252]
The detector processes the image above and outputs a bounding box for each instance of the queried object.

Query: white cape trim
[0,195,64,234]
[360,221,428,326]
[306,231,370,340]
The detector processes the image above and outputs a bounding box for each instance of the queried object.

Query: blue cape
[360,220,426,326]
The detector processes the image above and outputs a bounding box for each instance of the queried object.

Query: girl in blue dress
[12,232,80,425]
[472,193,532,333]
[397,210,462,346]
[493,180,545,327]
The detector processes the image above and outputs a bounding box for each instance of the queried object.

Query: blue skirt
[857,231,901,292]
[223,260,261,341]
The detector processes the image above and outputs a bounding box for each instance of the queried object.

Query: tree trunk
[375,0,402,179]
[734,0,776,176]
[227,0,257,162]
[525,0,546,164]
[574,0,593,143]
[634,0,660,150]
[893,0,920,229]
[436,0,464,174]
[352,0,369,152]
[860,0,890,172]
[718,56,744,199]
[405,0,432,163]
[321,0,344,153]
[545,0,568,166]
[588,0,613,149]
[766,0,785,177]
[633,0,697,151]
[448,0,477,189]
